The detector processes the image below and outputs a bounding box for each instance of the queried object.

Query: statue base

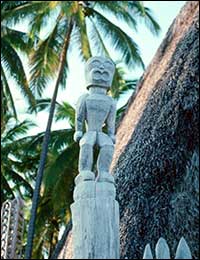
[71,178,120,259]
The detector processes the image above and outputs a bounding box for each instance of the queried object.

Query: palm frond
[128,2,161,36]
[1,1,29,10]
[1,1,29,20]
[43,143,78,200]
[1,1,48,25]
[32,228,48,259]
[50,129,74,152]
[55,102,75,127]
[9,154,39,177]
[128,1,146,15]
[110,66,127,99]
[115,78,138,121]
[1,66,18,119]
[88,17,109,56]
[29,16,69,95]
[91,9,144,69]
[73,9,92,60]
[1,37,36,106]
[2,119,35,143]
[28,98,59,113]
[28,2,61,39]
[1,175,15,203]
[118,78,138,97]
[28,99,75,128]
[143,7,161,36]
[94,1,138,31]
[51,166,75,213]
[29,39,59,97]
[60,1,74,15]
[2,25,33,53]
[23,128,74,154]
[4,166,33,197]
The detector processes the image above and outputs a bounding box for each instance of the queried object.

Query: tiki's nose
[99,64,104,70]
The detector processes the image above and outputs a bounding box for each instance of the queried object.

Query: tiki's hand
[109,134,116,144]
[73,131,83,142]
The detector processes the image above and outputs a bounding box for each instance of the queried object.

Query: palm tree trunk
[25,18,74,259]
[49,227,58,258]
[49,230,54,257]
[49,219,72,259]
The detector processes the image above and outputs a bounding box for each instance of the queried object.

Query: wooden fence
[1,197,24,259]
[143,237,192,259]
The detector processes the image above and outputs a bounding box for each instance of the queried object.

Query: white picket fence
[143,237,192,259]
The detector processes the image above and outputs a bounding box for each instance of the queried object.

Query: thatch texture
[113,2,199,259]
[111,1,199,171]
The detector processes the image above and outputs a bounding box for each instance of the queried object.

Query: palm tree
[3,2,160,258]
[1,114,36,204]
[19,100,77,258]
[1,2,37,206]
[1,1,36,129]
[0,99,76,258]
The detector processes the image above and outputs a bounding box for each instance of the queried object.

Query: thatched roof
[111,1,199,171]
[113,1,199,259]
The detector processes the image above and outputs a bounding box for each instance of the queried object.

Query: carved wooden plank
[155,237,170,259]
[1,197,24,259]
[1,200,12,259]
[143,237,192,259]
[143,244,153,259]
[175,237,192,259]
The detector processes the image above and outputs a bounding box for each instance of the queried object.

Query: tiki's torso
[85,93,112,132]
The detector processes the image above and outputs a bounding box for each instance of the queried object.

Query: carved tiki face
[85,56,115,90]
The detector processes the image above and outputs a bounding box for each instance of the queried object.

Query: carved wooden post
[71,56,120,259]
[1,197,24,259]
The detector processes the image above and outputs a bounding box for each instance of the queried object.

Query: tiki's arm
[74,94,88,142]
[106,99,117,144]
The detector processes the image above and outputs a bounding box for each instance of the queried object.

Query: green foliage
[55,102,75,127]
[4,1,160,97]
[1,2,36,123]
[28,122,77,258]
[1,116,36,204]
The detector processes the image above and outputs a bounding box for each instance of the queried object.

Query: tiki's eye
[104,61,114,70]
[91,60,101,67]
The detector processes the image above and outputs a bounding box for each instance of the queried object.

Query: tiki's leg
[79,144,94,172]
[75,132,96,185]
[97,145,114,183]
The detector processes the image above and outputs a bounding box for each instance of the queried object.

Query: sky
[10,1,186,136]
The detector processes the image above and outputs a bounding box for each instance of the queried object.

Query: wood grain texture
[71,181,119,259]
